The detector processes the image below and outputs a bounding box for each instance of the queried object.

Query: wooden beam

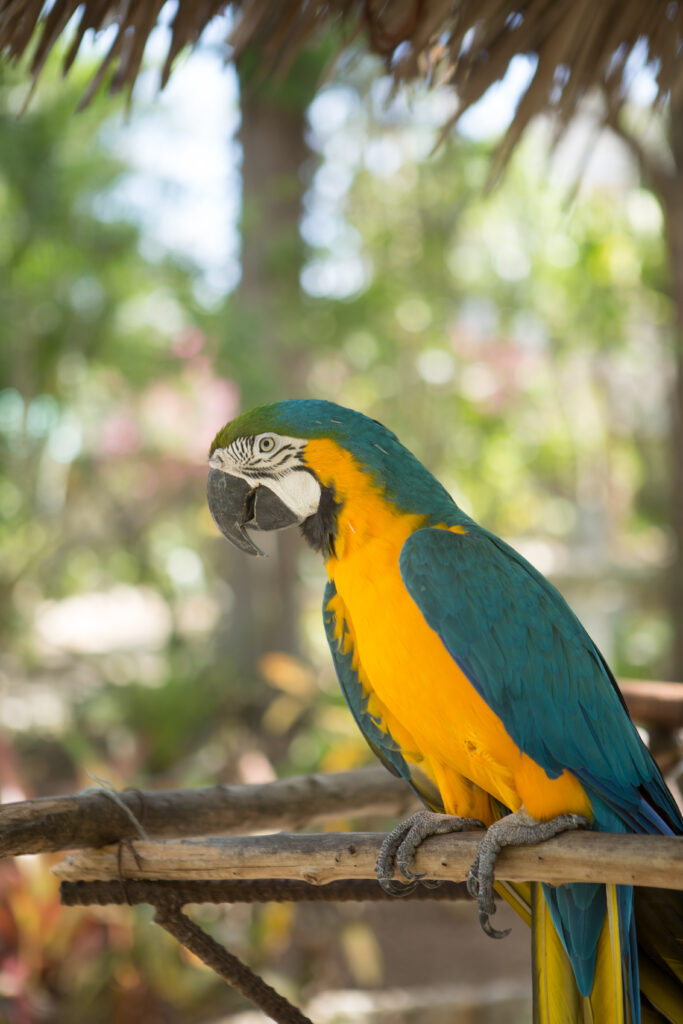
[53,830,683,890]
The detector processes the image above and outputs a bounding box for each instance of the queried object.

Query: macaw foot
[467,810,591,939]
[375,810,485,896]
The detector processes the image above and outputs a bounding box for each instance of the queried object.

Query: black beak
[207,469,300,557]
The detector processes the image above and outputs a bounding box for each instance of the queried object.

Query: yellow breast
[304,438,592,823]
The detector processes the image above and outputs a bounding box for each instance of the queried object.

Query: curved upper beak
[207,469,301,557]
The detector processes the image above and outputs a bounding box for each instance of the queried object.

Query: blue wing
[399,525,681,1006]
[398,526,682,838]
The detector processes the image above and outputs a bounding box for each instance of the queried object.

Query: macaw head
[207,399,376,558]
[207,399,457,558]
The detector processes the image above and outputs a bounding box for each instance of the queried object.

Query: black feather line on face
[300,482,342,559]
[230,439,305,477]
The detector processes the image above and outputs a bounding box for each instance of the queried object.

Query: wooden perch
[0,767,416,861]
[619,680,683,728]
[1,684,679,863]
[53,830,683,891]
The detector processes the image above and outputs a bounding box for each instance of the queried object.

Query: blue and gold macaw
[207,399,683,1024]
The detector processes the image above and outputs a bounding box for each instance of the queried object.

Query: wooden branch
[0,767,416,860]
[53,830,683,891]
[1,686,679,863]
[619,680,683,728]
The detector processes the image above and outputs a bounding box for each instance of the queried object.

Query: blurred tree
[213,45,333,672]
[0,43,679,1024]
[295,71,673,680]
[1,47,674,804]
[0,59,243,787]
[606,95,683,681]
[0,56,266,1024]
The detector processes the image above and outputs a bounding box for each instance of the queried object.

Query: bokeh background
[0,11,681,1023]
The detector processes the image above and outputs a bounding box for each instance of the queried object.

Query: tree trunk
[217,54,324,671]
[612,100,683,682]
[660,99,683,682]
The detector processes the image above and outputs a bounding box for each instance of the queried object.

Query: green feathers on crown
[209,400,384,454]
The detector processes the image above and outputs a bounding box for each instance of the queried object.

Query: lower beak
[207,469,300,557]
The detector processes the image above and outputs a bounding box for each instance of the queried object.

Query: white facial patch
[209,433,321,522]
[262,467,321,520]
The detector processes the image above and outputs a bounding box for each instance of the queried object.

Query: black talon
[480,911,510,940]
[398,865,426,880]
[378,877,419,897]
[466,866,480,899]
[395,848,426,880]
[376,810,490,898]
[467,810,590,941]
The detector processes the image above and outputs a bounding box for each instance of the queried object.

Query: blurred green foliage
[0,44,676,1024]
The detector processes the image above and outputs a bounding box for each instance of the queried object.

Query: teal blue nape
[208,397,683,1023]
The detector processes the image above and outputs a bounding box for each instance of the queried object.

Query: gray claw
[480,911,511,939]
[466,864,479,899]
[396,848,426,881]
[375,819,413,893]
[468,810,591,940]
[380,878,419,897]
[375,810,485,896]
[468,855,502,935]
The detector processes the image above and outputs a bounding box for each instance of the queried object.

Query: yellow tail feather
[530,881,584,1024]
[498,882,632,1024]
[497,880,683,1023]
[589,884,629,1024]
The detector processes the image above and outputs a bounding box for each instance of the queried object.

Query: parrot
[207,398,683,1024]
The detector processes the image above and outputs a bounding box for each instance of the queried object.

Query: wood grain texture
[53,830,683,890]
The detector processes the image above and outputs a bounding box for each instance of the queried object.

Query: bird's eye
[259,436,276,453]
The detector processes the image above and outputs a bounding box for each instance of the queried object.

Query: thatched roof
[1,1,681,156]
